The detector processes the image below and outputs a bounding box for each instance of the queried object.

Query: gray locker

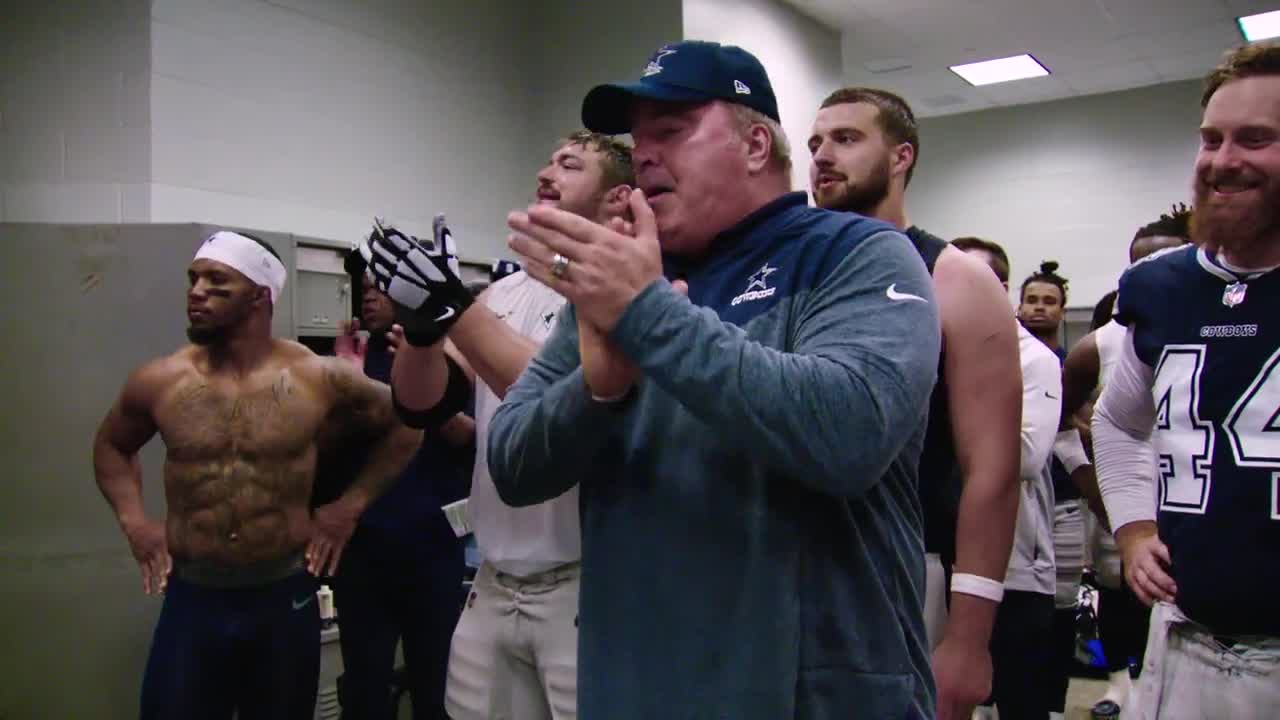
[294,242,355,337]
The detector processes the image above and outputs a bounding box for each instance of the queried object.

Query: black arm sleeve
[392,354,470,429]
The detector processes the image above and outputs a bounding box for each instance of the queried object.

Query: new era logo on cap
[581,40,780,135]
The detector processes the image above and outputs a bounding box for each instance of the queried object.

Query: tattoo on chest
[166,374,309,451]
[162,372,318,554]
[227,374,287,425]
[163,372,318,488]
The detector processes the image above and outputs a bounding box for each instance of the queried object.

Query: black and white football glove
[361,214,473,346]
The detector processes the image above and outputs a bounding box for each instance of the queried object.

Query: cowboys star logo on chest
[731,263,779,306]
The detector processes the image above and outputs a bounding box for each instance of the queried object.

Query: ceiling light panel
[950,54,1050,86]
[1239,10,1280,42]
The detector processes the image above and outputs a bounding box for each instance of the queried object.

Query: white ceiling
[782,0,1279,117]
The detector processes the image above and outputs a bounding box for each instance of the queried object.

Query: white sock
[1049,712,1065,720]
[1100,668,1132,705]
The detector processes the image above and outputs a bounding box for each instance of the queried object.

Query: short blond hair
[731,104,791,176]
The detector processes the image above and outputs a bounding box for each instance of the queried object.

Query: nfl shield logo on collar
[1222,281,1247,308]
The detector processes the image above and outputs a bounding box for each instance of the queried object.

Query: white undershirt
[1092,326,1159,531]
[1019,324,1062,481]
[1054,430,1089,475]
[1095,319,1126,389]
[1004,324,1062,594]
[467,272,580,577]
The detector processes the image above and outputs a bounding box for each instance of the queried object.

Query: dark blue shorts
[140,571,320,720]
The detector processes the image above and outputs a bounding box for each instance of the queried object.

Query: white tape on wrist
[951,572,1005,603]
[1054,429,1091,474]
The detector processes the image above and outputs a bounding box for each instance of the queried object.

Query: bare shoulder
[302,352,396,438]
[1068,329,1099,359]
[1064,330,1100,372]
[932,245,1001,293]
[290,346,386,412]
[932,246,1014,335]
[121,348,197,408]
[276,338,320,363]
[277,338,331,381]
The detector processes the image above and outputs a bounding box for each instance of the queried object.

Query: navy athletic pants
[139,572,320,720]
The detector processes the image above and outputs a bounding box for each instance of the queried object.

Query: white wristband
[590,387,633,403]
[1054,429,1091,474]
[951,573,1004,603]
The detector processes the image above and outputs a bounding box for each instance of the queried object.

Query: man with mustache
[363,130,635,720]
[1093,42,1280,718]
[492,41,941,718]
[809,88,1022,720]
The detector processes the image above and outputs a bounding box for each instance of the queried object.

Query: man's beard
[186,299,249,346]
[815,156,891,216]
[556,190,607,224]
[1193,171,1280,259]
[186,324,227,346]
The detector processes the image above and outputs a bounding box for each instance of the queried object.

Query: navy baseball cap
[582,40,780,135]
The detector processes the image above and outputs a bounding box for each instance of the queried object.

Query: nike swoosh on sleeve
[885,284,928,303]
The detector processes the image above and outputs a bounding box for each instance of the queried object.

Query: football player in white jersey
[361,130,635,720]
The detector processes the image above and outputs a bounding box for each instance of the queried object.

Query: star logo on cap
[644,46,677,77]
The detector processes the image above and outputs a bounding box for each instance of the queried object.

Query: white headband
[194,231,287,303]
